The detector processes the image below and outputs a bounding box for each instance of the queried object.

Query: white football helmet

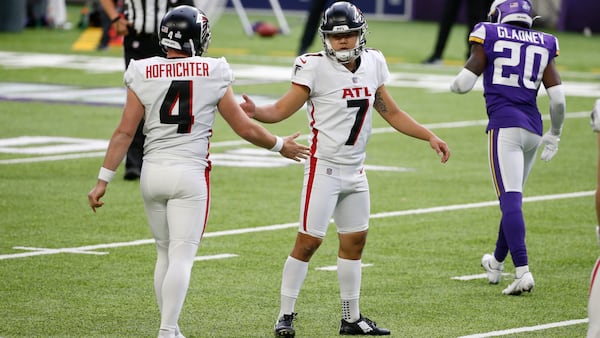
[318,1,367,64]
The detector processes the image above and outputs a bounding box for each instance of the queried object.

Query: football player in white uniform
[240,2,450,336]
[589,99,600,338]
[87,6,309,338]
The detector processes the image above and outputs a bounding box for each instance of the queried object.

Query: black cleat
[274,313,296,337]
[422,56,442,65]
[339,315,390,336]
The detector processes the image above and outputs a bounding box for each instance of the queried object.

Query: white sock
[515,265,529,279]
[490,256,502,269]
[337,257,361,322]
[159,241,197,334]
[158,327,177,338]
[279,256,308,317]
[341,299,360,322]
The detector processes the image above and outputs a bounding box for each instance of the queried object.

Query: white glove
[540,131,560,161]
[591,99,600,132]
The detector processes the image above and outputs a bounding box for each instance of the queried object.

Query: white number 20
[492,40,549,90]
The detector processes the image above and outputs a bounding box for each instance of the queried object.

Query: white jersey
[124,56,233,167]
[292,49,390,165]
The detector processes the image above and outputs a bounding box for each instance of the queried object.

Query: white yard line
[193,253,238,261]
[1,190,593,261]
[315,263,373,271]
[458,318,589,338]
[451,273,512,281]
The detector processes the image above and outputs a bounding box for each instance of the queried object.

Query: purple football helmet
[488,0,534,28]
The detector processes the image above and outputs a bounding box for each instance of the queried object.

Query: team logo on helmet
[488,0,534,28]
[158,5,211,56]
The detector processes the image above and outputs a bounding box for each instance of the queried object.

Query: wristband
[269,136,284,152]
[98,167,116,183]
[111,16,121,24]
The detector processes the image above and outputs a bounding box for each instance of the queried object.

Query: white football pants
[141,159,210,336]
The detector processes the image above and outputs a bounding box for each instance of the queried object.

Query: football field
[1,7,599,337]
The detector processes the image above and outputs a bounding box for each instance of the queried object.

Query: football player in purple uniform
[450,0,565,295]
[242,2,450,336]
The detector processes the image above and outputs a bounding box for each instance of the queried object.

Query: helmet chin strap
[189,39,196,56]
[325,36,362,64]
[334,50,356,64]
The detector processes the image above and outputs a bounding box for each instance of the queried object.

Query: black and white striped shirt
[123,0,196,35]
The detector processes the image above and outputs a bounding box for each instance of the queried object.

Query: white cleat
[481,253,504,284]
[157,328,185,338]
[502,272,535,295]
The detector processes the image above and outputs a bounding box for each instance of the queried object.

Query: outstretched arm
[374,85,450,163]
[220,86,310,160]
[240,83,309,123]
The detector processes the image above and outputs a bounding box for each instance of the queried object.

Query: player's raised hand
[279,132,310,162]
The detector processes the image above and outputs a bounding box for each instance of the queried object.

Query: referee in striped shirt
[99,0,197,180]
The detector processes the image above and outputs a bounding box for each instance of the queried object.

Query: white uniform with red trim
[125,55,233,241]
[290,49,389,237]
[126,56,233,166]
[124,55,233,332]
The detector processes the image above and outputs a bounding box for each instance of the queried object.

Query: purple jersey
[469,22,559,135]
